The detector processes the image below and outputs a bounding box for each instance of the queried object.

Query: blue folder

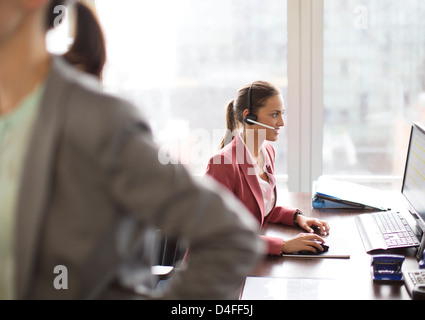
[312,196,365,209]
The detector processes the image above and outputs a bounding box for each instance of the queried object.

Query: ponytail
[219,100,239,149]
[46,1,106,79]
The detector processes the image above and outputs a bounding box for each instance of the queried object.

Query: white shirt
[257,174,275,216]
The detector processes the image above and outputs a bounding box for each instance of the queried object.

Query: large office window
[323,0,425,189]
[47,1,425,192]
[95,0,288,182]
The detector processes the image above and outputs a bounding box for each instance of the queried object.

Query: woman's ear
[242,108,250,118]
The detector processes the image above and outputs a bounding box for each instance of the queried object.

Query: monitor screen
[402,122,425,230]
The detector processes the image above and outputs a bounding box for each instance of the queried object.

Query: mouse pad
[281,237,350,259]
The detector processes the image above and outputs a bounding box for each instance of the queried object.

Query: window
[48,1,425,192]
[95,0,288,184]
[323,0,425,189]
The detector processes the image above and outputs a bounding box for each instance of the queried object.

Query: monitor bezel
[401,122,425,234]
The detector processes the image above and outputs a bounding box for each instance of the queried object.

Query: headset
[243,81,275,130]
[243,82,257,125]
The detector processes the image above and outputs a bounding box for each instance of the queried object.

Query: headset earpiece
[243,82,257,125]
[243,113,257,125]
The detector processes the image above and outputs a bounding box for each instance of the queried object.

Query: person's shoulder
[55,56,134,110]
[51,56,147,128]
[46,56,152,160]
[208,139,237,165]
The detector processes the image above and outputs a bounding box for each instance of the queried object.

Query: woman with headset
[206,81,330,256]
[0,0,262,299]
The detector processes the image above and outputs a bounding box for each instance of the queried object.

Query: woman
[206,81,330,256]
[0,0,261,299]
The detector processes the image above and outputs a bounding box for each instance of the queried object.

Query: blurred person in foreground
[0,0,263,299]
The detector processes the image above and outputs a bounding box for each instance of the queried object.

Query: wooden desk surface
[241,192,420,300]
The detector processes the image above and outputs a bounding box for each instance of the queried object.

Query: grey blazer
[15,56,263,299]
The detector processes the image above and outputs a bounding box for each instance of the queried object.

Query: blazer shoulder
[208,141,235,165]
[50,56,149,130]
[55,57,137,113]
[205,141,239,191]
[46,56,152,162]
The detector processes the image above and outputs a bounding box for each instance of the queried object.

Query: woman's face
[254,94,285,142]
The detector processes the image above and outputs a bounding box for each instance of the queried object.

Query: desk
[241,192,420,300]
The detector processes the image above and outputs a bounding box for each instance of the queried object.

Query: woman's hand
[297,215,330,235]
[281,233,326,253]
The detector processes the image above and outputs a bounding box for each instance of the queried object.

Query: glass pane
[323,0,425,189]
[95,0,288,178]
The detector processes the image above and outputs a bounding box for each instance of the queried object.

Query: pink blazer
[205,134,297,255]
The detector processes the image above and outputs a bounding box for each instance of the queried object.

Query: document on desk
[281,237,350,259]
[241,277,343,300]
[312,176,389,211]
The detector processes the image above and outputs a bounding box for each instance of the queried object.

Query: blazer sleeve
[267,206,297,226]
[260,235,284,256]
[206,152,292,256]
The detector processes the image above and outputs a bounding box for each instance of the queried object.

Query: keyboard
[403,270,425,300]
[356,211,420,252]
[373,211,420,248]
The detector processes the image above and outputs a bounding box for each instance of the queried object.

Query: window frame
[287,0,324,192]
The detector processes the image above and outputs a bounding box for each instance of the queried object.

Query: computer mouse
[297,242,329,255]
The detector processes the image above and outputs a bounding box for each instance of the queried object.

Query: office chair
[152,235,187,282]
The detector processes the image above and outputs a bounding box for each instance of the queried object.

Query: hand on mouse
[281,233,326,254]
[296,214,330,236]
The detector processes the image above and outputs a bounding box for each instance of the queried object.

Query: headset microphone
[245,118,275,130]
[243,81,276,131]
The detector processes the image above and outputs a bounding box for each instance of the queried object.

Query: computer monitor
[401,122,425,234]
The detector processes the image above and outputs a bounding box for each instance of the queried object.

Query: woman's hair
[219,81,281,149]
[45,0,106,79]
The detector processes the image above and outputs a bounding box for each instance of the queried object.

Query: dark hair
[219,81,281,149]
[46,0,106,79]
